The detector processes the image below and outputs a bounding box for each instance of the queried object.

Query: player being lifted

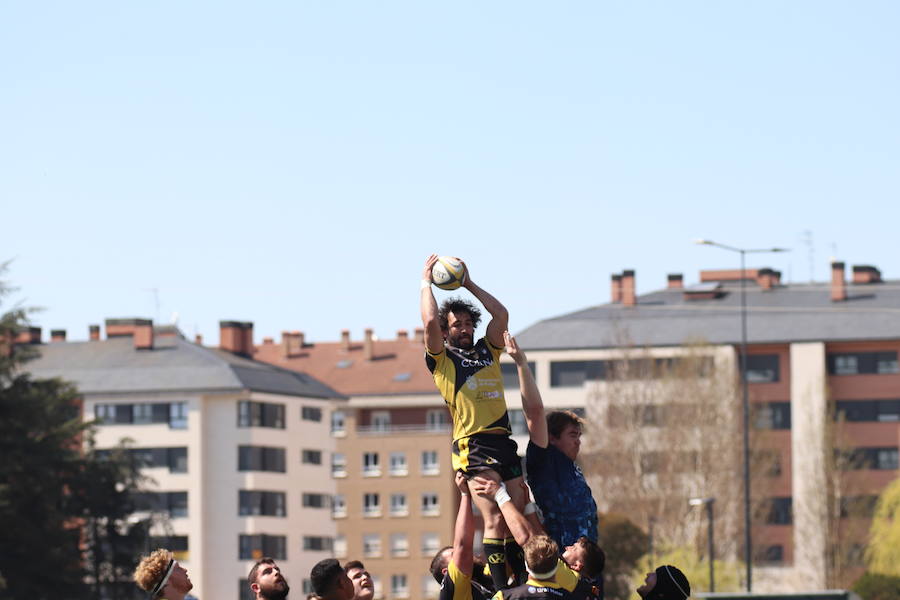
[421,254,528,589]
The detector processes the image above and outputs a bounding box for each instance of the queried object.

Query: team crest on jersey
[466,376,478,390]
[488,552,505,564]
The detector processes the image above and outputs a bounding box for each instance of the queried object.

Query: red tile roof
[253,333,437,397]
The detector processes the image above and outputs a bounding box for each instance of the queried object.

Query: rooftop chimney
[831,261,846,302]
[15,327,42,344]
[852,265,882,284]
[667,274,684,289]
[134,321,154,350]
[105,318,154,349]
[364,328,375,361]
[610,274,623,303]
[414,327,425,344]
[341,330,351,352]
[220,321,253,356]
[195,334,203,345]
[262,337,274,345]
[89,325,100,341]
[397,329,409,341]
[50,329,66,342]
[621,270,636,307]
[281,330,304,358]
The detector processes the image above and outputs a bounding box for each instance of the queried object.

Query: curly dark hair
[438,297,482,331]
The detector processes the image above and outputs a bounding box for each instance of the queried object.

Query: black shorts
[452,433,522,481]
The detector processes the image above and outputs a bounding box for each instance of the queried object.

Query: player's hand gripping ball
[431,256,468,290]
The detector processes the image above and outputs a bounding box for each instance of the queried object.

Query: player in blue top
[505,333,599,549]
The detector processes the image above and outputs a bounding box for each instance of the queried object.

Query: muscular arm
[451,472,474,577]
[471,478,538,548]
[505,332,548,449]
[462,267,508,349]
[420,255,445,354]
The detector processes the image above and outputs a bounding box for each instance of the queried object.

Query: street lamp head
[770,247,790,253]
[693,239,713,246]
[689,497,714,506]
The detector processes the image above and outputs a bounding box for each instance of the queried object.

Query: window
[334,535,347,559]
[371,411,391,431]
[422,493,439,516]
[238,446,286,472]
[302,493,329,509]
[421,451,439,475]
[756,545,784,564]
[391,534,409,557]
[303,536,333,551]
[840,496,878,518]
[744,354,780,383]
[500,361,536,389]
[372,576,382,600]
[390,493,408,516]
[765,497,792,525]
[363,534,381,557]
[331,411,346,435]
[550,360,606,387]
[508,409,527,436]
[239,534,286,560]
[237,401,285,429]
[426,409,450,431]
[363,452,381,476]
[332,494,347,518]
[238,491,286,517]
[110,447,187,473]
[302,406,322,422]
[93,402,187,428]
[837,447,900,470]
[302,449,323,465]
[753,402,791,430]
[169,402,188,429]
[391,574,409,598]
[423,575,441,599]
[302,580,314,595]
[421,532,440,556]
[149,536,188,561]
[828,351,899,375]
[364,493,381,517]
[240,579,255,600]
[389,452,408,476]
[332,453,347,477]
[836,400,900,422]
[133,491,188,518]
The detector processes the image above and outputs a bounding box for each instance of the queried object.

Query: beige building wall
[85,389,338,600]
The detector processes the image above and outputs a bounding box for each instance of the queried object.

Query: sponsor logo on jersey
[461,358,493,367]
[477,391,501,400]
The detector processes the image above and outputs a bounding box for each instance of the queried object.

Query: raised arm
[461,262,509,348]
[451,471,475,577]
[420,254,445,354]
[471,477,539,547]
[505,331,548,448]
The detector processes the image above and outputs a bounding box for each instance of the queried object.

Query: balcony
[357,424,451,436]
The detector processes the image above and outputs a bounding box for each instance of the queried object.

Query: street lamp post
[690,497,716,592]
[694,239,788,592]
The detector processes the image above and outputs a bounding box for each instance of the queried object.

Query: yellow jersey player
[421,254,528,590]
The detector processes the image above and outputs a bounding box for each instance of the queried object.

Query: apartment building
[514,262,900,591]
[23,319,344,600]
[254,329,461,600]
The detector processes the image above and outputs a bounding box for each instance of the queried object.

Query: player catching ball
[420,254,528,590]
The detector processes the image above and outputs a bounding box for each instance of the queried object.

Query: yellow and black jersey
[426,336,510,442]
[440,560,493,600]
[491,561,597,600]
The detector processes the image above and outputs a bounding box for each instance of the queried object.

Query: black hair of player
[438,298,482,332]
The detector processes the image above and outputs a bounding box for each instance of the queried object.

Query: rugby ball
[431,256,468,290]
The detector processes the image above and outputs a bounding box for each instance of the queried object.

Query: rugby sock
[505,536,527,585]
[483,537,508,590]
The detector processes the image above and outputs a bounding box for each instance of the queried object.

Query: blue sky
[3,2,898,344]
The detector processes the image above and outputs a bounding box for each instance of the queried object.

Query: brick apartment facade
[515,261,900,591]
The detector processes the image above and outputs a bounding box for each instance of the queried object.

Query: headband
[526,561,559,580]
[664,565,689,600]
[150,559,176,598]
